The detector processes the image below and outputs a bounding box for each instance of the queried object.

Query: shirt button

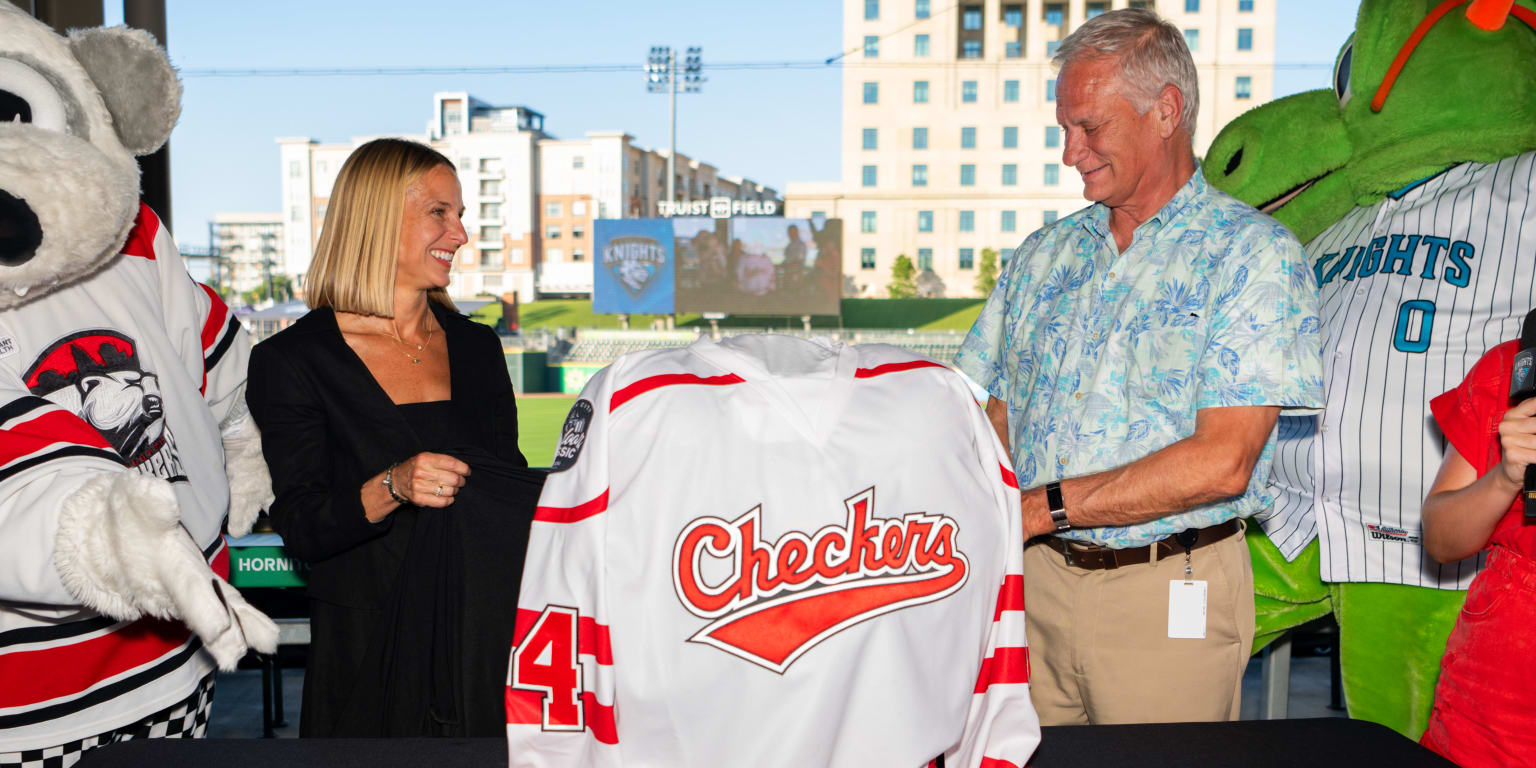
[1059,457,1068,465]
[1108,271,1117,279]
[1356,287,1365,296]
[1075,392,1084,400]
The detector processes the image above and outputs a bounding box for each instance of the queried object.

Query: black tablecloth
[77,718,1451,767]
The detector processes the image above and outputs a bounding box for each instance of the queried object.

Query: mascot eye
[0,58,68,132]
[1333,36,1354,108]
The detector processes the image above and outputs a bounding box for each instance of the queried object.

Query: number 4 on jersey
[511,605,584,731]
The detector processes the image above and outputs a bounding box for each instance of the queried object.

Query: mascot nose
[142,393,163,416]
[0,189,43,267]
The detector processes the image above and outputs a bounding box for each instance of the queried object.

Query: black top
[245,303,532,737]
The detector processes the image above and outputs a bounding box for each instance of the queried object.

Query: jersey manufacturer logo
[672,487,969,673]
[1366,523,1421,545]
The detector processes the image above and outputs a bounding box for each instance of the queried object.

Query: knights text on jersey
[0,204,248,752]
[1263,151,1536,587]
[506,335,1039,768]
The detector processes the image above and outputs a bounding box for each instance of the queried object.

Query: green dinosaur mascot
[1205,0,1536,739]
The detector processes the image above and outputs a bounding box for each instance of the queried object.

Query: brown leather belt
[1036,518,1242,571]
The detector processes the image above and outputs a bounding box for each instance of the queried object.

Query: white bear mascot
[0,7,276,764]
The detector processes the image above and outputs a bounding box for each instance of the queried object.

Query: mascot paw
[187,578,280,670]
[221,408,272,537]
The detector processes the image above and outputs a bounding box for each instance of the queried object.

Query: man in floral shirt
[956,8,1323,725]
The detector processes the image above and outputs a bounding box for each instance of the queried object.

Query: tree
[242,274,294,306]
[975,248,1000,296]
[888,254,917,299]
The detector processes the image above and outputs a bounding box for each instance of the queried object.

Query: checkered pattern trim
[0,674,214,768]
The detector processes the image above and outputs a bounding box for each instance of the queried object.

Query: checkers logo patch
[672,487,969,673]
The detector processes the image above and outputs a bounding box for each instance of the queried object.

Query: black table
[77,718,1450,767]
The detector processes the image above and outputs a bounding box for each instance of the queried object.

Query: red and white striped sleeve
[943,380,1040,768]
[506,365,621,768]
[0,388,128,605]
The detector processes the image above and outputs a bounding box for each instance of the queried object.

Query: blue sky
[105,0,1360,245]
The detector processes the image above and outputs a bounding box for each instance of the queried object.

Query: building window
[1130,0,1151,6]
[1184,29,1199,51]
[1002,164,1018,186]
[864,35,880,58]
[1236,76,1253,99]
[1086,1,1108,17]
[573,156,584,169]
[1239,0,1254,10]
[962,80,977,102]
[960,164,976,186]
[1004,4,1022,27]
[915,0,929,18]
[862,165,878,187]
[511,247,524,264]
[915,33,930,57]
[1047,40,1060,57]
[1185,0,1200,11]
[1005,41,1022,58]
[918,210,934,232]
[912,164,928,186]
[546,225,561,239]
[1004,126,1019,149]
[572,223,586,238]
[1044,209,1059,224]
[917,248,934,270]
[962,7,982,29]
[1046,79,1057,101]
[961,40,981,59]
[1238,28,1253,50]
[914,80,930,103]
[863,128,878,150]
[288,160,301,178]
[572,248,586,262]
[861,210,877,233]
[1001,210,1017,232]
[480,179,501,196]
[546,247,563,261]
[481,225,502,241]
[959,248,975,269]
[1003,80,1020,102]
[481,248,502,267]
[913,126,929,149]
[1045,125,1061,148]
[545,201,562,218]
[864,81,879,104]
[865,0,879,19]
[1045,164,1060,185]
[959,210,975,232]
[961,126,977,149]
[481,202,501,218]
[479,157,502,172]
[861,248,876,270]
[573,200,587,216]
[1044,3,1064,26]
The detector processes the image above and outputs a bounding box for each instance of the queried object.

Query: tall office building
[209,212,283,297]
[279,93,779,302]
[785,0,1277,298]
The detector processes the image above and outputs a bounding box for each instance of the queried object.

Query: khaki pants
[1023,525,1254,725]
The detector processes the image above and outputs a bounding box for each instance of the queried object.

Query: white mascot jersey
[506,334,1039,768]
[0,205,246,751]
[1264,150,1536,587]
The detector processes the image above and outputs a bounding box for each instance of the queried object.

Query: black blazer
[245,303,527,609]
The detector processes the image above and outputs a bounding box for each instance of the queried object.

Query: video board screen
[592,218,676,314]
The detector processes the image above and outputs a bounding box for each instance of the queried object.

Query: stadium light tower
[645,46,705,209]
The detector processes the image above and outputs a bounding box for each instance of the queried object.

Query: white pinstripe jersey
[505,335,1038,768]
[1262,151,1536,588]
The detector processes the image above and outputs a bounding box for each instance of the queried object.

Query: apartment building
[209,212,283,296]
[279,93,780,302]
[784,0,1276,298]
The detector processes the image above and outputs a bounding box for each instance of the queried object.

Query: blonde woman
[246,138,527,736]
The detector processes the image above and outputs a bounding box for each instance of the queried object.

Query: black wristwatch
[1045,481,1071,531]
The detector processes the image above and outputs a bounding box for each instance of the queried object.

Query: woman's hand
[393,452,471,508]
[1497,397,1536,489]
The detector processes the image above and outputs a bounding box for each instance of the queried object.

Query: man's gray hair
[1052,8,1199,135]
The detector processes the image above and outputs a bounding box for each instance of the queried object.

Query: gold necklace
[388,315,436,365]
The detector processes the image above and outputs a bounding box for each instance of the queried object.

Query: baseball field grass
[516,395,579,468]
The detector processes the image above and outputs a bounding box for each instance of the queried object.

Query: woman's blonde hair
[305,138,458,316]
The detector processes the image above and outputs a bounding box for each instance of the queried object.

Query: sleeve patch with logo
[550,399,594,472]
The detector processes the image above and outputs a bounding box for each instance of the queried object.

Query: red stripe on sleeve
[513,609,613,665]
[198,283,231,353]
[973,646,1030,693]
[979,758,1021,768]
[119,202,160,261]
[534,490,610,524]
[999,462,1018,489]
[0,409,115,465]
[0,617,191,708]
[610,373,745,412]
[993,575,1025,620]
[854,359,948,378]
[503,689,619,745]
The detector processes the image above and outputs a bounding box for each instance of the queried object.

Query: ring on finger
[435,484,444,497]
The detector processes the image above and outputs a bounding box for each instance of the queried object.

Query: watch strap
[1045,481,1070,531]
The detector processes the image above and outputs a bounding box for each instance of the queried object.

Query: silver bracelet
[382,462,409,505]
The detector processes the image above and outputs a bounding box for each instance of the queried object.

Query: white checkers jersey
[0,204,247,752]
[1263,151,1536,588]
[505,335,1039,768]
